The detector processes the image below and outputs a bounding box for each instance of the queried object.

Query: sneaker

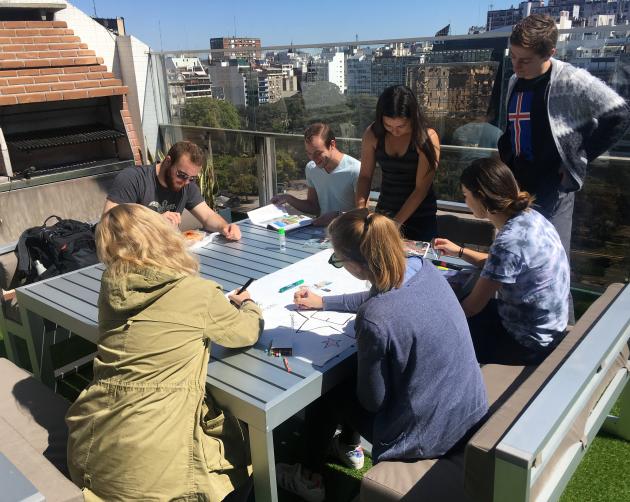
[329,436,365,469]
[276,462,325,502]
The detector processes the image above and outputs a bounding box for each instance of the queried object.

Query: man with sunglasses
[104,141,240,240]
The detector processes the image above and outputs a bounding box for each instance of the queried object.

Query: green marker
[278,279,304,293]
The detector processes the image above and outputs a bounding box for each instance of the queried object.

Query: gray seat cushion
[361,363,527,501]
[0,357,70,473]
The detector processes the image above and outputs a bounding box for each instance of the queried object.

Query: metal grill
[6,125,126,152]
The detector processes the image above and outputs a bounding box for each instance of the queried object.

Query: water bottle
[34,259,47,276]
[278,228,286,251]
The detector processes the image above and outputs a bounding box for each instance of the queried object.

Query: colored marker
[278,279,304,293]
[283,357,291,373]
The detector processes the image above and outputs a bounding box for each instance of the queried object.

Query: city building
[166,57,213,117]
[206,64,247,107]
[210,37,262,62]
[487,1,541,31]
[327,52,346,93]
[371,56,420,96]
[347,53,372,95]
[488,0,630,31]
[407,61,499,118]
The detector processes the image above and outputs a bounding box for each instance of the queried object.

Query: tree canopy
[181,97,241,129]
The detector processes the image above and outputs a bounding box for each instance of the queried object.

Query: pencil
[283,357,291,373]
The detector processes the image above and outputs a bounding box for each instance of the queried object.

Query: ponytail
[328,209,406,292]
[508,190,535,215]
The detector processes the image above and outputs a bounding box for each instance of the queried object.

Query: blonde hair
[96,204,199,279]
[328,209,406,292]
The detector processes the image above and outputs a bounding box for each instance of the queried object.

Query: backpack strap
[43,215,62,227]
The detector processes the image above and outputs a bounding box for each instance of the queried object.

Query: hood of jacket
[99,266,186,321]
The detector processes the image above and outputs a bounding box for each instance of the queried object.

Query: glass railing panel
[150,25,630,291]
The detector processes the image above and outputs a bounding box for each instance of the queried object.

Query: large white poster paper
[247,249,369,367]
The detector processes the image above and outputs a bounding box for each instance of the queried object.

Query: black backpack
[14,215,99,285]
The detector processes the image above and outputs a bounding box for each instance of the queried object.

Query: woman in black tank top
[356,85,440,241]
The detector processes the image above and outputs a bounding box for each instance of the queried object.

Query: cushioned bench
[0,357,82,501]
[361,283,630,501]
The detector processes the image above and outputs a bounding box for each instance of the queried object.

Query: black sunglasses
[175,169,199,183]
[328,252,345,269]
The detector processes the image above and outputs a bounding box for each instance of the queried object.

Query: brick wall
[0,20,141,165]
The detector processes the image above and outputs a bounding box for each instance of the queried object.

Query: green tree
[275,149,300,186]
[181,98,241,129]
[231,174,258,201]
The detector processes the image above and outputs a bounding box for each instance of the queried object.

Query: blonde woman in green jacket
[66,203,263,501]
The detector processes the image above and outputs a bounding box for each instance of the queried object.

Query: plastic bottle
[278,228,286,251]
[34,259,47,276]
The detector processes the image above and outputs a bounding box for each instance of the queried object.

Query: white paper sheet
[247,249,368,367]
[247,204,286,227]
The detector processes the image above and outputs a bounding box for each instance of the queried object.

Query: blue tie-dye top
[480,209,569,349]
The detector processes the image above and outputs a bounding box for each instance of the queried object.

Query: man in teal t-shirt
[272,122,360,226]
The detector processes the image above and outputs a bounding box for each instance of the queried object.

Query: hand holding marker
[230,277,254,307]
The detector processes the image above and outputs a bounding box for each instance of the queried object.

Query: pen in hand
[236,278,255,295]
[231,278,255,307]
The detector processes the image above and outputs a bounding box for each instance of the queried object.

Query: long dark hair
[371,85,438,170]
[460,157,534,217]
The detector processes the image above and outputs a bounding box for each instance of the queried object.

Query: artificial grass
[274,407,630,502]
[560,432,630,502]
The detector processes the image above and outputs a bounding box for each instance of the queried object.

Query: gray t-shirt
[481,209,569,349]
[305,154,360,214]
[107,164,204,214]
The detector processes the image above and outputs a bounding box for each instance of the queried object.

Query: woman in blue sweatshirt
[276,209,487,502]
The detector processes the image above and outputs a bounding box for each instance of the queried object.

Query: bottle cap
[278,228,286,235]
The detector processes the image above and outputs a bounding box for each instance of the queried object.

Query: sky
[69,0,518,51]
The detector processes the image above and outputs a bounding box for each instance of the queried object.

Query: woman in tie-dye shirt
[434,157,569,365]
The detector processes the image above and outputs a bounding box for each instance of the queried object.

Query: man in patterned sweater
[498,14,630,264]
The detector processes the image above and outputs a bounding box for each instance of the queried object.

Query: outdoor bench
[361,282,630,502]
[0,357,82,501]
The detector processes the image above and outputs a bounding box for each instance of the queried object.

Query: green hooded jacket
[66,266,263,501]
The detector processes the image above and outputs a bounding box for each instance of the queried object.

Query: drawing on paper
[259,304,357,366]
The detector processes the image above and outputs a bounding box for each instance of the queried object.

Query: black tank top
[375,141,437,227]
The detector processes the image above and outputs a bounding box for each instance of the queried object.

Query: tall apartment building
[371,56,420,97]
[347,54,372,95]
[407,61,499,118]
[265,68,284,103]
[167,57,213,117]
[210,37,262,62]
[328,52,346,93]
